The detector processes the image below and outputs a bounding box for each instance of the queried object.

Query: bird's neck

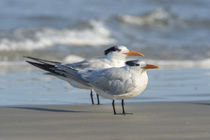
[106,54,126,67]
[133,70,148,89]
[126,66,148,80]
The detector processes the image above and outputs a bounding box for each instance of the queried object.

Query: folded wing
[86,68,135,95]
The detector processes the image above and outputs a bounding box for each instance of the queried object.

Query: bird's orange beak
[123,51,144,56]
[143,64,159,69]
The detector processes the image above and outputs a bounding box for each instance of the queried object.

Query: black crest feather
[126,60,140,66]
[104,45,120,55]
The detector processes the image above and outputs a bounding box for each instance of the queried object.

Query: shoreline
[1,101,210,140]
[1,99,210,107]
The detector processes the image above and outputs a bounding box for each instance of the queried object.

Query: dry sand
[0,101,210,140]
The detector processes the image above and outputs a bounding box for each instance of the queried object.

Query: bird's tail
[24,56,63,75]
[24,56,90,87]
[24,56,60,65]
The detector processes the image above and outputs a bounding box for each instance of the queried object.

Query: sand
[0,101,210,140]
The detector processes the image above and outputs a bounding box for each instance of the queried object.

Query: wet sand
[0,101,210,140]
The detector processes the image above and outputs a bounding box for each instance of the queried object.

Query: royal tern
[67,60,159,114]
[45,60,159,114]
[25,45,144,105]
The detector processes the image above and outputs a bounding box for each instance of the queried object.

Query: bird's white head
[104,45,144,60]
[126,60,159,72]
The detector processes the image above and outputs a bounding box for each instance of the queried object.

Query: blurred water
[0,0,210,63]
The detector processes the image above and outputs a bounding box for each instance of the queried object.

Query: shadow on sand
[192,102,210,106]
[8,106,88,113]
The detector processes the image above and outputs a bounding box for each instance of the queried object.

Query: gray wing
[67,60,90,69]
[86,68,135,95]
[66,56,110,70]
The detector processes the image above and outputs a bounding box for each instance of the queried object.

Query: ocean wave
[0,20,115,51]
[118,8,180,27]
[118,8,210,28]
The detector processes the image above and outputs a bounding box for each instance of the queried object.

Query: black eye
[104,46,120,55]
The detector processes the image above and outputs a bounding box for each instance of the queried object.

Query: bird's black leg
[112,100,116,115]
[97,94,100,105]
[90,89,94,105]
[122,99,125,114]
[121,99,133,115]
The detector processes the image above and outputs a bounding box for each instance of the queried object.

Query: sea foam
[0,20,115,51]
[118,8,182,27]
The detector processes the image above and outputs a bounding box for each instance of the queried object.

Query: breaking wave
[118,8,180,27]
[118,8,210,28]
[0,20,115,51]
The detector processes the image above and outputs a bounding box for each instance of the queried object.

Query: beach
[1,101,210,140]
